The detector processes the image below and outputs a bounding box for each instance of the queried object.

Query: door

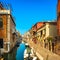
[0,39,3,48]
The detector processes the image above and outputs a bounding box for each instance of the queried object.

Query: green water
[4,47,17,60]
[3,43,26,60]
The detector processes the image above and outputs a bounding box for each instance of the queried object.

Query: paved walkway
[27,40,60,60]
[0,58,4,60]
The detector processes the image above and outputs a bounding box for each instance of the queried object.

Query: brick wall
[57,0,60,36]
[0,15,7,41]
[57,17,60,35]
[57,0,60,13]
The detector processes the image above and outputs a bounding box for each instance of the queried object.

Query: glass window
[0,18,3,28]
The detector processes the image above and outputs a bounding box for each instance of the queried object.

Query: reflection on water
[4,43,26,60]
[16,43,25,60]
[4,47,17,60]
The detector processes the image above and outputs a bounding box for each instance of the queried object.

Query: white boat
[24,44,37,60]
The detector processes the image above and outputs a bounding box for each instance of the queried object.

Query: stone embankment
[27,40,60,60]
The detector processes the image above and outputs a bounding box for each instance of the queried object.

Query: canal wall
[26,40,60,60]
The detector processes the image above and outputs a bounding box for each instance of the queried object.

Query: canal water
[4,43,26,60]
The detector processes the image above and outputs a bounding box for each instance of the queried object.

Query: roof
[37,22,57,30]
[32,21,57,31]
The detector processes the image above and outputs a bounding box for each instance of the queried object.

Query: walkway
[26,39,60,60]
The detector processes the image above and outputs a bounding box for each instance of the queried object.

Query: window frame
[0,18,3,29]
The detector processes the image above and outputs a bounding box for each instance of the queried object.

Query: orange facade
[57,0,60,36]
[0,15,7,41]
[0,3,16,53]
[36,22,44,29]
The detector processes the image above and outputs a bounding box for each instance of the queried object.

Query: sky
[0,0,58,34]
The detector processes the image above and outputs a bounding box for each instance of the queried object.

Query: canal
[3,43,26,60]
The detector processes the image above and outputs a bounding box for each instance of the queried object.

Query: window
[40,30,43,37]
[33,31,36,35]
[59,12,60,16]
[0,18,3,28]
[58,12,60,18]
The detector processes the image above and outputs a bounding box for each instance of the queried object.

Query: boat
[24,43,37,60]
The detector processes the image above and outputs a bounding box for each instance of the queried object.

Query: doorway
[0,39,3,48]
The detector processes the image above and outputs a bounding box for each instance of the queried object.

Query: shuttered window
[0,18,3,28]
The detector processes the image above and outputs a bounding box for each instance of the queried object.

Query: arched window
[0,18,3,28]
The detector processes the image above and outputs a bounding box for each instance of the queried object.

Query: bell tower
[57,0,60,36]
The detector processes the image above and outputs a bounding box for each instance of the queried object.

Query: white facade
[37,22,57,38]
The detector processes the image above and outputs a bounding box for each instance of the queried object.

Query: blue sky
[0,0,58,34]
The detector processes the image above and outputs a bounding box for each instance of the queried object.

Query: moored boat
[24,43,37,60]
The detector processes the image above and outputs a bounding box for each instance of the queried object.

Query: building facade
[37,22,57,50]
[24,0,60,56]
[57,0,60,36]
[37,22,57,38]
[55,0,60,55]
[32,22,44,43]
[0,3,16,53]
[16,31,22,44]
